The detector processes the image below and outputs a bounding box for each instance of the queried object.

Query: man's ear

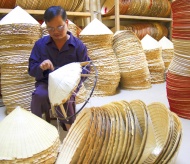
[65,19,69,25]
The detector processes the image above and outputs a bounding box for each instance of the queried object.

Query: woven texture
[0,106,60,163]
[113,30,151,89]
[56,100,182,164]
[141,34,165,84]
[76,83,87,104]
[166,0,190,119]
[101,0,171,17]
[0,7,41,114]
[16,0,84,11]
[79,19,120,96]
[111,23,168,41]
[167,71,190,119]
[0,0,16,8]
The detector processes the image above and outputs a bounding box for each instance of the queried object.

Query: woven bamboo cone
[0,6,41,114]
[79,18,120,96]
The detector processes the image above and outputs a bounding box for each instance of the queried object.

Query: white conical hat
[80,18,113,35]
[141,34,160,50]
[159,36,174,49]
[0,6,39,25]
[0,106,59,160]
[68,19,74,25]
[41,21,46,27]
[48,62,82,106]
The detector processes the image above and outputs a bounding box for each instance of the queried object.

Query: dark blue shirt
[28,32,90,84]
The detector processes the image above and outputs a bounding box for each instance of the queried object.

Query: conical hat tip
[80,18,113,35]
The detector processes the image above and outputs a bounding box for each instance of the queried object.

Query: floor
[0,82,189,163]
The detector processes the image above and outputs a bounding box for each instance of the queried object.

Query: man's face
[46,15,68,41]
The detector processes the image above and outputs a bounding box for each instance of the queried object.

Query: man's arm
[28,43,54,81]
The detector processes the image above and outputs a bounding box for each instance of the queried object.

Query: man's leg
[31,83,51,121]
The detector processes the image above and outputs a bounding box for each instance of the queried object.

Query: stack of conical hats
[113,30,151,89]
[0,106,60,163]
[16,0,84,11]
[79,18,120,96]
[0,6,41,114]
[101,0,171,17]
[166,0,190,119]
[56,100,182,164]
[0,0,16,8]
[141,34,165,84]
[159,36,174,71]
[111,23,169,41]
[41,20,81,38]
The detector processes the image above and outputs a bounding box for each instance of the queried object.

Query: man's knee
[32,85,49,102]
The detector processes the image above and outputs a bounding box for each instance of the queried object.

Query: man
[28,6,90,131]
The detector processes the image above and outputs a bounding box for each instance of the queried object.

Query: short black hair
[44,6,67,23]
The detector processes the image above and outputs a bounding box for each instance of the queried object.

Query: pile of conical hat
[166,72,190,119]
[56,100,182,164]
[141,34,165,84]
[0,0,16,8]
[16,0,84,11]
[111,23,168,41]
[79,18,120,96]
[166,0,190,119]
[0,106,60,163]
[113,30,151,89]
[41,20,81,38]
[0,6,41,114]
[101,0,171,17]
[159,36,174,71]
[101,0,130,16]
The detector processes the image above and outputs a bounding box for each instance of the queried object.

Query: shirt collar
[45,31,76,47]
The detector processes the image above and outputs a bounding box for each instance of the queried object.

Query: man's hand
[40,59,54,71]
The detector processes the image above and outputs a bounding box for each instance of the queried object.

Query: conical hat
[0,6,39,25]
[159,36,174,49]
[41,21,46,27]
[0,106,59,160]
[48,62,82,106]
[141,34,160,50]
[80,18,113,35]
[68,19,74,25]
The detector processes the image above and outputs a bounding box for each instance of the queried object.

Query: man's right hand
[40,59,54,71]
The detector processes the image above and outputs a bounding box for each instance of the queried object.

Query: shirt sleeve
[28,42,45,81]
